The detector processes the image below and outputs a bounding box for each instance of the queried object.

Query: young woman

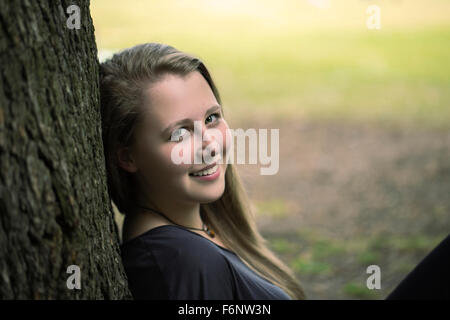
[99,43,306,300]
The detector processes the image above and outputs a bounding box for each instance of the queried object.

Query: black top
[386,233,450,300]
[120,225,292,300]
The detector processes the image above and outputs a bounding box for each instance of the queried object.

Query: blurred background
[91,0,450,299]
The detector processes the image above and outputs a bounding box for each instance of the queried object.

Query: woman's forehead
[141,72,218,128]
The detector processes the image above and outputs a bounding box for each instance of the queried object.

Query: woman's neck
[136,195,204,230]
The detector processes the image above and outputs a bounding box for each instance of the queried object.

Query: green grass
[343,282,381,299]
[312,239,347,260]
[269,238,298,255]
[213,28,450,128]
[291,258,333,276]
[268,230,448,298]
[92,1,450,128]
[255,199,289,220]
[357,251,381,265]
[368,233,445,254]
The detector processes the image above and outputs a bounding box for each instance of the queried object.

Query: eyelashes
[169,112,222,142]
[206,112,221,124]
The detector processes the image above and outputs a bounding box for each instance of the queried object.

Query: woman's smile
[189,164,220,181]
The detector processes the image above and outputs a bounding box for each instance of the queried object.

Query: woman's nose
[201,128,219,159]
[202,128,214,146]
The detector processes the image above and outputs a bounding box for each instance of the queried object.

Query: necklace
[137,205,216,238]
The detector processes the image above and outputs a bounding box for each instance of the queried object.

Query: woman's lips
[189,162,217,175]
[189,164,220,181]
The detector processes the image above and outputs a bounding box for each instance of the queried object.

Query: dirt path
[233,117,450,237]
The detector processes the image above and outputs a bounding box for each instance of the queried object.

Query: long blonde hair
[99,43,306,299]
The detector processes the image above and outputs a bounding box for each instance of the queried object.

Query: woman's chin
[189,182,226,203]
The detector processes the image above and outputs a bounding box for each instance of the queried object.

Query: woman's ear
[117,147,138,173]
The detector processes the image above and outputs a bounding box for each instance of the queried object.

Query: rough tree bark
[0,1,132,299]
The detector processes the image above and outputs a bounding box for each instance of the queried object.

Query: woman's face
[119,71,230,206]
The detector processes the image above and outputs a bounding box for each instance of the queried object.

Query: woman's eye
[206,112,221,124]
[170,128,189,142]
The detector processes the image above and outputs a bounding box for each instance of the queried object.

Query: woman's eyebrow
[161,104,221,135]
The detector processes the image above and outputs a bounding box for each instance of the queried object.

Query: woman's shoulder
[120,225,236,299]
[120,225,228,267]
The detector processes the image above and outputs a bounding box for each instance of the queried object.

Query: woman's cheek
[166,139,194,172]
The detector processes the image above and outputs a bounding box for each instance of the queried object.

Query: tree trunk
[0,1,132,299]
